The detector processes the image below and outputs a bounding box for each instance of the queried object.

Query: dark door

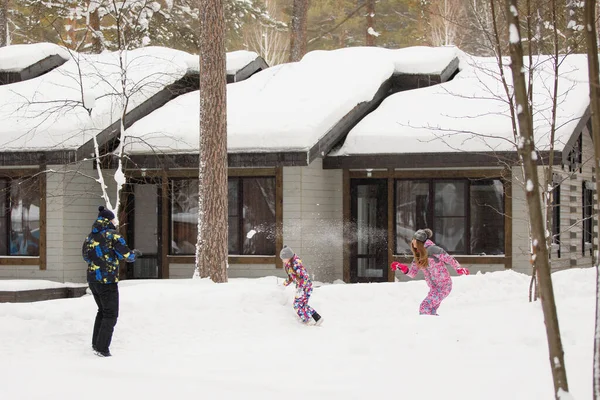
[350,179,388,283]
[126,180,161,279]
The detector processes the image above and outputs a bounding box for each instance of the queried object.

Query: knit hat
[98,206,115,221]
[413,228,433,243]
[279,245,294,260]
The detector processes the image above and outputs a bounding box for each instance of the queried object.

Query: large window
[0,177,40,256]
[170,177,276,256]
[395,178,504,255]
[583,182,593,257]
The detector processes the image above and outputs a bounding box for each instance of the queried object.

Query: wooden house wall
[511,130,596,274]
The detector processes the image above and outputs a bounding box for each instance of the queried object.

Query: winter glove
[390,262,409,274]
[132,249,143,258]
[456,267,470,275]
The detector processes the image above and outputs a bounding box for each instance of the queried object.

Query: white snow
[0,267,594,399]
[0,45,258,153]
[0,280,86,291]
[0,43,70,72]
[367,27,381,37]
[124,46,459,154]
[335,53,590,156]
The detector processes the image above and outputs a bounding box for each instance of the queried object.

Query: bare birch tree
[196,0,228,283]
[429,0,465,46]
[583,0,600,396]
[289,0,309,62]
[505,0,569,397]
[243,0,288,66]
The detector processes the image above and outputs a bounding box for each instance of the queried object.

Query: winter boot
[312,311,323,326]
[94,350,112,357]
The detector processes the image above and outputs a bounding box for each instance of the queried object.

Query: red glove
[456,267,470,275]
[391,262,409,274]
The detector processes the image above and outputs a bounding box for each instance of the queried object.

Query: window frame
[164,168,283,268]
[0,169,46,269]
[393,177,506,256]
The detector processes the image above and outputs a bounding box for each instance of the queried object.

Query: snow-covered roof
[0,43,71,72]
[0,46,199,152]
[334,53,590,157]
[124,46,460,155]
[0,47,260,154]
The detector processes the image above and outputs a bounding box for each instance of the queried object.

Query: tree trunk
[289,0,309,62]
[0,0,8,47]
[505,0,569,397]
[196,0,228,283]
[583,0,600,397]
[366,0,376,46]
[90,5,102,54]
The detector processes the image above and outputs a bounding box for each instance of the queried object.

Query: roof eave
[322,150,561,170]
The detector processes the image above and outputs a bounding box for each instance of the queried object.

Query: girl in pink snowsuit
[280,245,323,325]
[391,229,469,315]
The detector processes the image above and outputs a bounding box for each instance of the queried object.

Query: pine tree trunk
[583,0,600,397]
[196,0,228,283]
[90,6,102,54]
[0,0,8,47]
[505,0,569,397]
[289,0,309,62]
[366,0,376,46]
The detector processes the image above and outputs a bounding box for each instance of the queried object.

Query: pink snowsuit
[406,239,462,315]
[283,255,316,323]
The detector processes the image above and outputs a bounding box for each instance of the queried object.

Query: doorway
[350,179,388,283]
[125,180,162,279]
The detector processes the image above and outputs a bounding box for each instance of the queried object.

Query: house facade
[0,45,595,284]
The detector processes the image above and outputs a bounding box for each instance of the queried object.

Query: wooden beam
[38,168,46,270]
[387,172,394,282]
[275,168,283,269]
[161,173,170,279]
[343,169,351,282]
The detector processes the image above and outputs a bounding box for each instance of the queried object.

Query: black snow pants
[89,282,119,353]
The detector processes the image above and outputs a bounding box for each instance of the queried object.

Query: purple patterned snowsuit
[406,239,462,315]
[283,255,316,323]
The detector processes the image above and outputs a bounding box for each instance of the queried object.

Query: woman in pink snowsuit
[391,229,469,315]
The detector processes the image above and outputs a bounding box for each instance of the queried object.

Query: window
[551,184,560,258]
[395,178,504,255]
[0,176,40,256]
[170,176,276,256]
[583,182,593,257]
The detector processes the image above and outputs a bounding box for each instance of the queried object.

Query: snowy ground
[0,268,595,400]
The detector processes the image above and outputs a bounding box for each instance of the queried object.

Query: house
[0,44,594,285]
[325,54,595,282]
[0,44,266,282]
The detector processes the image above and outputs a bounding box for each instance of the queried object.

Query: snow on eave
[0,43,71,73]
